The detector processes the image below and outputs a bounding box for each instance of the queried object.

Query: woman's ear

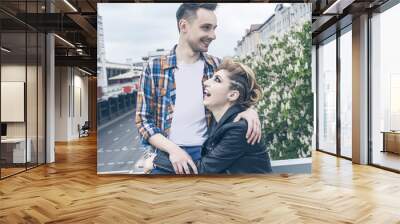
[228,90,240,102]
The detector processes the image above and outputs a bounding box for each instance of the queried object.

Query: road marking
[135,136,139,140]
[117,162,125,165]
[127,161,135,164]
[126,129,131,132]
[107,130,113,134]
[121,146,128,151]
[105,150,113,153]
[107,162,115,166]
[113,137,119,142]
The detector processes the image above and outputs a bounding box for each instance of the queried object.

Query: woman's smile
[203,88,211,99]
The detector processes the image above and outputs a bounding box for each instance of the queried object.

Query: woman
[146,59,272,174]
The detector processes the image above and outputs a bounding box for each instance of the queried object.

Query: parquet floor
[0,167,26,177]
[1,134,400,223]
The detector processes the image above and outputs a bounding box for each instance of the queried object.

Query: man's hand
[148,134,198,174]
[233,107,261,145]
[143,153,156,174]
[169,147,198,175]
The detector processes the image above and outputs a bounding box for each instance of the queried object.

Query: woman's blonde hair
[217,58,261,108]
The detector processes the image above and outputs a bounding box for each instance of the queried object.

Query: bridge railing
[97,92,137,126]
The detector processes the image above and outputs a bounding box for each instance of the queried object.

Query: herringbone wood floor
[1,134,400,224]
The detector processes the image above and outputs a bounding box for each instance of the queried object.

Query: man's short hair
[176,3,217,32]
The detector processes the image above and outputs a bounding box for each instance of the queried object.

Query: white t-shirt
[168,59,208,146]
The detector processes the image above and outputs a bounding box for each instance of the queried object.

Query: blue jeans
[150,146,201,174]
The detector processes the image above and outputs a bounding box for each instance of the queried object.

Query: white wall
[55,66,69,141]
[71,73,89,138]
[55,66,89,141]
[1,64,26,139]
[2,63,46,164]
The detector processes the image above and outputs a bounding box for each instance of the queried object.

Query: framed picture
[97,3,313,175]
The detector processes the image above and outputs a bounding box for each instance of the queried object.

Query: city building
[142,48,170,62]
[97,15,108,89]
[235,3,311,59]
[94,60,143,100]
[235,24,262,58]
[105,64,142,98]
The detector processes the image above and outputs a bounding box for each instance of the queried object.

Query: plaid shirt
[135,45,221,145]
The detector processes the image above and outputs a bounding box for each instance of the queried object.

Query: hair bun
[249,87,261,106]
[217,59,261,108]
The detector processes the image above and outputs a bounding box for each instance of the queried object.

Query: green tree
[243,22,313,160]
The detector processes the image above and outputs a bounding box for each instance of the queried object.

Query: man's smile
[201,39,212,47]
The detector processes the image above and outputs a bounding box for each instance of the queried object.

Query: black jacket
[153,104,272,174]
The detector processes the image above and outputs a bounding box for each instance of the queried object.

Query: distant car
[122,86,133,94]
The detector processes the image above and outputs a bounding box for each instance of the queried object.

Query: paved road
[97,110,147,174]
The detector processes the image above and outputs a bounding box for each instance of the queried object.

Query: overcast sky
[98,3,281,63]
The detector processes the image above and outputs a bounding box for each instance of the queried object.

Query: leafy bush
[242,22,313,160]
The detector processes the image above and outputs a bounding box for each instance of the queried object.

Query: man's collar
[161,44,214,70]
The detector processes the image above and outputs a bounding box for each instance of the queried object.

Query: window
[371,3,400,171]
[340,27,352,158]
[0,1,46,179]
[318,36,337,154]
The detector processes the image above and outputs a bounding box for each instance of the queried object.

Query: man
[136,3,261,174]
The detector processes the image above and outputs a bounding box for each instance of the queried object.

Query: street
[97,110,147,174]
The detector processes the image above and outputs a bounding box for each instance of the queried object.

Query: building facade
[235,3,311,59]
[97,15,107,89]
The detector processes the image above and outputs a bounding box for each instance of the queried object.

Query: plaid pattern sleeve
[135,60,162,143]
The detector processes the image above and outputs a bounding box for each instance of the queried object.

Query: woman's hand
[233,107,261,145]
[169,147,198,174]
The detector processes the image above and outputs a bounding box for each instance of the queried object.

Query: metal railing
[97,92,137,126]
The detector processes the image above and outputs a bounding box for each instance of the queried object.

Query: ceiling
[0,0,98,74]
[311,0,390,44]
